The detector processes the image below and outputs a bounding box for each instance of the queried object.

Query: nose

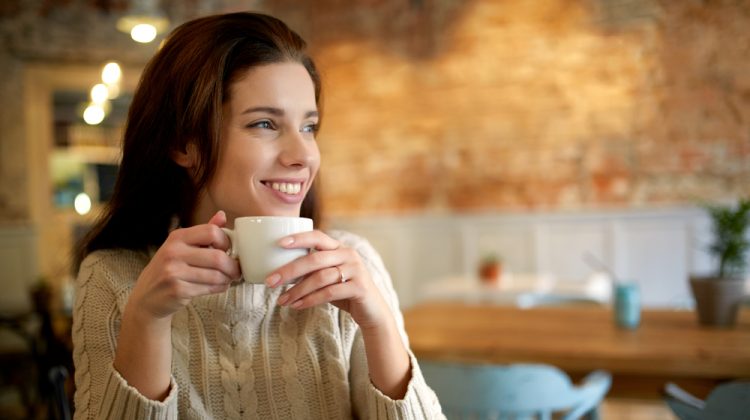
[278,130,318,168]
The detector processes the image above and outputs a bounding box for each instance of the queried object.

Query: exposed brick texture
[264,0,750,216]
[0,0,748,222]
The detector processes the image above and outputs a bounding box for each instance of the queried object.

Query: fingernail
[277,294,289,306]
[278,236,295,246]
[265,273,281,287]
[291,300,303,309]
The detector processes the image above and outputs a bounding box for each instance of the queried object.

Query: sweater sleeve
[72,251,179,420]
[336,232,445,420]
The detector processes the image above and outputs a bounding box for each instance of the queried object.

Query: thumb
[207,210,227,227]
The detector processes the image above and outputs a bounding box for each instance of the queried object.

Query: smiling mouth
[261,181,303,195]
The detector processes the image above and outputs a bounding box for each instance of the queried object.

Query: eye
[247,120,275,130]
[301,122,319,134]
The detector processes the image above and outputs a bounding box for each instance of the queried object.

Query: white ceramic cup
[222,216,313,284]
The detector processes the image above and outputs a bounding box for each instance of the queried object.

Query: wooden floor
[602,398,675,420]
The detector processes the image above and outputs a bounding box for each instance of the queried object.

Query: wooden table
[404,302,750,399]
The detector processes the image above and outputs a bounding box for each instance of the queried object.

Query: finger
[266,248,351,287]
[207,210,227,227]
[171,223,231,250]
[171,276,232,298]
[182,247,241,279]
[277,265,347,306]
[177,265,236,286]
[277,230,340,251]
[185,279,232,295]
[285,281,351,310]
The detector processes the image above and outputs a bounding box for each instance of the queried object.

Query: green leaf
[705,198,750,278]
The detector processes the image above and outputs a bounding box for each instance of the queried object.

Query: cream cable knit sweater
[72,230,444,420]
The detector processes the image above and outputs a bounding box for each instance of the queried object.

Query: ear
[171,143,199,169]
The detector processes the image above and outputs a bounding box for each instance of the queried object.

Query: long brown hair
[76,12,322,268]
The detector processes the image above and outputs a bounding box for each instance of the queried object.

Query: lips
[260,179,307,204]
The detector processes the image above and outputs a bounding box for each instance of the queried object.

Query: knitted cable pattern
[279,305,309,419]
[320,305,349,417]
[301,306,332,419]
[72,256,96,418]
[72,233,445,419]
[259,293,283,418]
[236,316,256,419]
[218,311,256,419]
[172,307,203,415]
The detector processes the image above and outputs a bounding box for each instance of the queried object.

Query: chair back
[421,361,611,420]
[703,382,750,419]
[48,365,72,420]
[667,381,750,420]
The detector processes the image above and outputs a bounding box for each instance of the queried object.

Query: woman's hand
[266,230,412,399]
[128,210,241,321]
[265,230,391,331]
[115,211,241,401]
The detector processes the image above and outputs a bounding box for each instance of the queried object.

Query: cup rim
[233,216,313,223]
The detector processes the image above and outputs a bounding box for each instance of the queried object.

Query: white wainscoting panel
[331,207,715,309]
[615,218,691,307]
[468,218,536,277]
[536,219,612,283]
[407,222,465,304]
[688,216,715,277]
[331,223,412,306]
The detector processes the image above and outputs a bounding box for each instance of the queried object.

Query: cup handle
[220,227,238,259]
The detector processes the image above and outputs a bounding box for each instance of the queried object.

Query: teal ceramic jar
[614,282,640,329]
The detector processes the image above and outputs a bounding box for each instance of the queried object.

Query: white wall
[0,206,725,311]
[331,207,718,308]
[0,225,38,312]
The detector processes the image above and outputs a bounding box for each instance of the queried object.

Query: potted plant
[478,253,503,286]
[690,199,750,327]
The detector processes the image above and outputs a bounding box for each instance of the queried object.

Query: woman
[73,12,444,420]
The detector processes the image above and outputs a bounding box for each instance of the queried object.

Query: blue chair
[664,381,750,420]
[48,365,72,420]
[421,361,611,420]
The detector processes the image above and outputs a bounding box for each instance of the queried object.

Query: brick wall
[1,0,748,222]
[264,0,750,217]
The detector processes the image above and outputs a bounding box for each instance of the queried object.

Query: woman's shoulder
[78,248,151,287]
[81,247,151,267]
[326,229,365,245]
[327,229,391,285]
[327,230,381,261]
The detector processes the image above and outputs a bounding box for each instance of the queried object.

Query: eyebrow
[241,106,318,119]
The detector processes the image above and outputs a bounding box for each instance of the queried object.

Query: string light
[82,62,123,124]
[116,0,170,44]
[131,23,158,43]
[90,84,109,104]
[74,193,92,215]
[83,103,105,125]
[102,62,122,85]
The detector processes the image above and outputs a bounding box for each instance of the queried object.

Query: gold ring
[335,265,348,283]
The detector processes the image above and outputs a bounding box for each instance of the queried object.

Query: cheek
[309,145,322,175]
[220,141,268,179]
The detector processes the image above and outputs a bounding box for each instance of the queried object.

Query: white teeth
[267,182,302,195]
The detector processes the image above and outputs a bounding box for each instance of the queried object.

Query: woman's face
[192,62,320,226]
